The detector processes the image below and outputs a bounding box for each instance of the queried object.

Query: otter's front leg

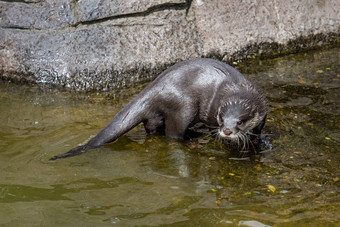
[249,115,267,150]
[164,117,187,140]
[252,114,267,135]
[164,107,196,140]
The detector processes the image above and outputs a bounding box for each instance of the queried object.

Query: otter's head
[217,88,267,141]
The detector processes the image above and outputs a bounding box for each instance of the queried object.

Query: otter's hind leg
[143,115,165,134]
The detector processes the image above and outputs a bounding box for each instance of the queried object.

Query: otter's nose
[223,128,232,136]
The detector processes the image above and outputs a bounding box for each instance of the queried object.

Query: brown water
[0,48,339,226]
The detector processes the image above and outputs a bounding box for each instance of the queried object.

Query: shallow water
[0,48,339,226]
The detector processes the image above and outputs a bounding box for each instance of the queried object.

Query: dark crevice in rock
[73,2,188,27]
[1,26,33,30]
[0,0,42,3]
[185,0,193,15]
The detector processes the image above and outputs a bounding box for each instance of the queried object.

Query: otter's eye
[237,120,244,126]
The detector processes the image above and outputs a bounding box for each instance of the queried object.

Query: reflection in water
[0,48,339,226]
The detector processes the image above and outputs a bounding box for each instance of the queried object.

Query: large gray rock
[0,0,198,90]
[0,0,339,90]
[191,0,340,60]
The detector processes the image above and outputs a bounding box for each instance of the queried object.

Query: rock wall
[0,0,339,90]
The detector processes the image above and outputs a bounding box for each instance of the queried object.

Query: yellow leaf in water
[216,200,221,205]
[228,173,235,176]
[326,67,331,70]
[325,137,331,140]
[254,164,262,171]
[316,70,324,73]
[211,189,217,192]
[267,185,276,193]
[333,177,339,182]
[298,75,306,84]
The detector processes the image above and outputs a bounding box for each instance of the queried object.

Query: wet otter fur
[51,58,267,160]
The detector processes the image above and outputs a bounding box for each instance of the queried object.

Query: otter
[51,58,267,160]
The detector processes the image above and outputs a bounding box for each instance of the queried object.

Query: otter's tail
[50,93,150,160]
[49,145,88,160]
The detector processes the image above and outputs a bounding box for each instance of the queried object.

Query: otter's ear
[249,108,257,117]
[249,111,254,118]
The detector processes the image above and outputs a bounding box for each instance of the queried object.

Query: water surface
[0,48,339,226]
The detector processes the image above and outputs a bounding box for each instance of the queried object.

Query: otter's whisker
[244,132,250,151]
[241,132,248,152]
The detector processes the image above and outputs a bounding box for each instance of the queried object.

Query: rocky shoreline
[0,0,339,90]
